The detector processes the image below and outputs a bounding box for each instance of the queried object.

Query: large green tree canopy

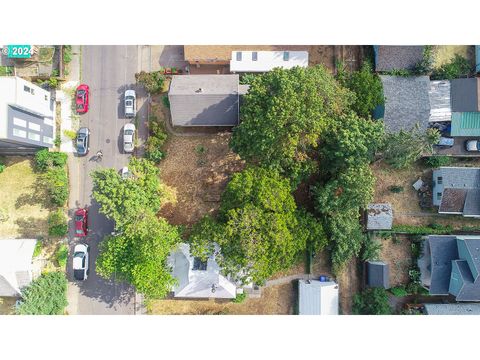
[230,66,353,184]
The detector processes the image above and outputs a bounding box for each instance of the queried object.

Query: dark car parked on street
[76,127,90,156]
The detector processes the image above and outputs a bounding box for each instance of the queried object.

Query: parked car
[121,166,130,180]
[74,208,88,237]
[123,123,135,153]
[124,89,136,118]
[76,84,89,114]
[73,243,89,281]
[436,137,454,148]
[76,127,90,156]
[465,139,480,152]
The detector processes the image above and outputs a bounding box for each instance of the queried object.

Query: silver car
[124,90,136,118]
[123,123,136,153]
[465,139,480,152]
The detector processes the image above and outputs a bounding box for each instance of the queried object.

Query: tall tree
[96,212,181,299]
[230,66,353,184]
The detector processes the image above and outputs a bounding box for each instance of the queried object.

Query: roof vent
[211,284,217,293]
[195,88,203,93]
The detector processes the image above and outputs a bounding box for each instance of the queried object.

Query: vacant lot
[433,45,475,68]
[158,133,245,226]
[0,157,49,238]
[148,283,295,315]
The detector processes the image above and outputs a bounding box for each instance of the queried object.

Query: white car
[73,243,89,281]
[121,166,130,180]
[465,139,480,152]
[124,90,136,118]
[123,123,136,153]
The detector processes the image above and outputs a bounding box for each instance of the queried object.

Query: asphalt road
[66,46,147,314]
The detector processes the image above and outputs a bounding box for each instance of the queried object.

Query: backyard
[432,45,475,69]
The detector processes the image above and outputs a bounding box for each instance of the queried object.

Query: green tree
[16,272,68,315]
[230,66,353,185]
[135,70,166,94]
[383,126,440,169]
[48,209,68,237]
[312,164,375,215]
[43,166,69,206]
[352,287,392,315]
[96,212,181,299]
[188,215,225,261]
[91,158,164,227]
[336,60,385,118]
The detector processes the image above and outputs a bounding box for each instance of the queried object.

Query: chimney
[196,88,203,93]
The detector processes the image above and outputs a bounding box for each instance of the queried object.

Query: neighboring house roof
[230,51,308,73]
[450,112,480,137]
[429,80,452,122]
[168,75,243,126]
[0,76,54,148]
[419,235,480,301]
[380,75,431,133]
[184,45,308,64]
[374,46,424,72]
[450,78,480,112]
[366,261,390,289]
[476,45,480,73]
[432,167,480,217]
[366,203,393,230]
[298,279,339,315]
[168,243,237,299]
[0,239,36,297]
[424,303,480,315]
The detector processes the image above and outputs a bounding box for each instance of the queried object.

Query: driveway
[434,137,480,156]
[66,46,148,315]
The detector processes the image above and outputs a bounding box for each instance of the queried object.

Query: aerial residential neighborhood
[2,43,480,318]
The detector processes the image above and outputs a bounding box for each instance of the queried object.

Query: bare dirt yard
[158,132,245,226]
[432,45,475,68]
[308,45,364,73]
[0,157,50,238]
[376,233,412,287]
[148,283,296,315]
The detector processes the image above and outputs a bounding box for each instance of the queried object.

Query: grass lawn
[0,157,50,238]
[0,66,14,76]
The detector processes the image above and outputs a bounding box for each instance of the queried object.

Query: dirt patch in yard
[377,233,412,287]
[433,45,475,68]
[158,133,245,226]
[148,282,295,315]
[308,46,364,73]
[0,297,16,315]
[0,157,50,238]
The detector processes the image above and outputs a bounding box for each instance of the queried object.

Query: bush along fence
[390,223,480,235]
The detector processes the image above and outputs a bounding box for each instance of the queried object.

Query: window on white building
[12,128,27,138]
[28,132,41,142]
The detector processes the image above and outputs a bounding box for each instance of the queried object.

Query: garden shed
[366,261,390,289]
[367,203,393,230]
[298,279,339,315]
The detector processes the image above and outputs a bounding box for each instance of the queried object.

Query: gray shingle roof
[367,203,393,230]
[380,75,431,133]
[168,75,240,126]
[375,46,424,72]
[424,303,480,315]
[464,189,480,216]
[427,236,458,295]
[451,78,480,112]
[366,261,389,289]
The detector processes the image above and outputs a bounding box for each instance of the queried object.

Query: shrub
[424,156,452,168]
[352,288,392,315]
[0,163,4,173]
[43,167,69,206]
[135,71,166,94]
[54,135,62,148]
[431,54,471,80]
[48,209,68,237]
[388,185,404,193]
[16,271,68,315]
[232,292,247,304]
[361,236,382,261]
[413,46,434,75]
[63,129,77,140]
[392,223,457,235]
[406,281,429,295]
[195,145,207,155]
[162,95,170,108]
[411,242,423,259]
[408,268,421,283]
[390,286,408,297]
[33,239,43,257]
[56,244,68,267]
[35,150,67,171]
[145,116,168,164]
[63,45,72,64]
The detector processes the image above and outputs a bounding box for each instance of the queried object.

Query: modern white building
[298,279,339,315]
[0,76,55,154]
[168,243,239,299]
[0,239,37,297]
[230,50,308,73]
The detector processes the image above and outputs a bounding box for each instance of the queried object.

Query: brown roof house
[432,167,480,217]
[168,74,249,127]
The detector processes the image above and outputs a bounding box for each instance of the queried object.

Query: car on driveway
[123,123,135,153]
[124,89,136,118]
[73,243,89,281]
[436,137,454,148]
[76,127,90,156]
[465,139,480,152]
[76,84,89,114]
[74,208,88,237]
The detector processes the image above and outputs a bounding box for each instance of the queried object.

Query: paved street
[66,46,148,314]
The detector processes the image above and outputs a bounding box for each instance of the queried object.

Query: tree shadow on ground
[14,216,48,238]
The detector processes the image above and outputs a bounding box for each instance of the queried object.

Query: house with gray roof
[168,74,248,127]
[298,279,339,315]
[424,303,480,315]
[168,243,239,299]
[451,78,480,112]
[418,235,480,301]
[432,167,480,217]
[366,261,390,289]
[0,239,37,297]
[0,76,55,155]
[374,46,424,72]
[366,203,393,230]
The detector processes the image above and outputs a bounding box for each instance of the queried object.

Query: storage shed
[298,279,339,315]
[367,203,393,230]
[366,261,390,289]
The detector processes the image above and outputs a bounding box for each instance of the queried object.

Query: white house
[0,76,55,154]
[0,239,37,297]
[230,50,308,73]
[298,279,339,315]
[168,243,239,299]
